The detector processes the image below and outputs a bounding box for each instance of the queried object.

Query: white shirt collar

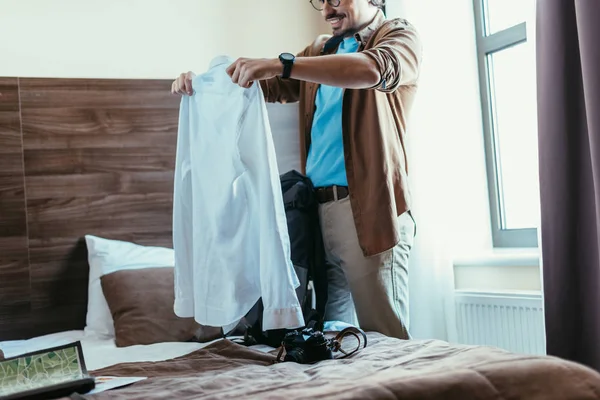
[210,55,233,69]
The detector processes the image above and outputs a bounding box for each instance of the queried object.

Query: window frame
[472,0,538,248]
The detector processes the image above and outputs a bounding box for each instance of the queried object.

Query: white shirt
[172,56,304,333]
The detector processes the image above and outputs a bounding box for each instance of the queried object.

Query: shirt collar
[210,55,233,69]
[322,9,386,53]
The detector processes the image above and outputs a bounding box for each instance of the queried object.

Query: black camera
[281,327,333,364]
[275,312,368,364]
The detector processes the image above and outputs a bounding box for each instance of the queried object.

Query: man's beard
[326,12,349,37]
[332,26,358,38]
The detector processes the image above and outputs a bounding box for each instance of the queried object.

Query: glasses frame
[310,0,342,11]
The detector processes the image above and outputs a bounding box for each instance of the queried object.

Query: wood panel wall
[0,78,179,340]
[0,78,31,339]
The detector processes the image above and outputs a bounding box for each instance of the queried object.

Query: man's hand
[226,58,281,88]
[171,71,196,95]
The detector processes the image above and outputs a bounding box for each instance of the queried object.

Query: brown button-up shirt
[260,11,422,257]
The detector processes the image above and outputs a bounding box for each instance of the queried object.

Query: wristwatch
[278,53,295,79]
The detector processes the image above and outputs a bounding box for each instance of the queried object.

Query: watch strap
[279,53,295,79]
[282,63,292,79]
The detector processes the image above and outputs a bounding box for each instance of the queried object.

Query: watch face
[280,53,295,62]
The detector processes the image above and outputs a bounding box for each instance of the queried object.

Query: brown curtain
[537,0,600,370]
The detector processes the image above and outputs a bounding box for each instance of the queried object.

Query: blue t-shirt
[305,36,360,188]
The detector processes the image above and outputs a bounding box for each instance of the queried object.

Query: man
[172,0,421,340]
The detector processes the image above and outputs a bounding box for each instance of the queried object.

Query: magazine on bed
[0,341,95,399]
[0,340,148,399]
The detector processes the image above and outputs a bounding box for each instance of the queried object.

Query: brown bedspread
[83,333,600,399]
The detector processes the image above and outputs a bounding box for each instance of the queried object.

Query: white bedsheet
[1,330,230,371]
[0,322,347,372]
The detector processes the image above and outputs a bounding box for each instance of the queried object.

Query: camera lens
[284,348,306,364]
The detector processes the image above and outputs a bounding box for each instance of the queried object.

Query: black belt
[315,185,349,204]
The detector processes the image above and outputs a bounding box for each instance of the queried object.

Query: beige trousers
[318,196,415,339]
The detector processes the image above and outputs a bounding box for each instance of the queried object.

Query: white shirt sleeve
[237,85,304,331]
[172,95,195,318]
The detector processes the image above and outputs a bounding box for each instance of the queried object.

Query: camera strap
[329,327,368,359]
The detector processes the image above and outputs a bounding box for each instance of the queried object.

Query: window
[473,0,539,248]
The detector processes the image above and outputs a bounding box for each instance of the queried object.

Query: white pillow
[84,235,175,339]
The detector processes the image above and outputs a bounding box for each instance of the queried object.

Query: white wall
[267,103,301,174]
[0,0,327,79]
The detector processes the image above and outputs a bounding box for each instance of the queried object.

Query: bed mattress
[4,329,600,400]
[69,333,600,399]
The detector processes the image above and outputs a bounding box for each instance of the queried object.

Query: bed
[1,77,600,400]
[3,327,600,400]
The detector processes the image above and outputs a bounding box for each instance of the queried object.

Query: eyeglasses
[310,0,341,11]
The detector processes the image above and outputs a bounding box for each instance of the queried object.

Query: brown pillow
[101,267,222,347]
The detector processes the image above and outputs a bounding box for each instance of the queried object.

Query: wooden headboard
[0,77,179,340]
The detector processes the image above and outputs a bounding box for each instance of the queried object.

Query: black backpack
[234,170,328,347]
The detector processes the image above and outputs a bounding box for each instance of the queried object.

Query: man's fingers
[178,75,188,95]
[241,65,257,88]
[174,76,182,94]
[184,78,193,95]
[226,60,241,78]
[239,69,253,88]
[225,63,234,77]
[171,72,196,95]
[227,58,245,76]
[172,77,183,95]
[231,64,242,85]
[184,72,195,95]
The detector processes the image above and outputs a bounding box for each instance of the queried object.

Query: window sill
[453,249,542,292]
[454,288,542,298]
[453,248,540,268]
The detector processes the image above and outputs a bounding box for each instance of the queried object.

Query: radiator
[453,291,546,355]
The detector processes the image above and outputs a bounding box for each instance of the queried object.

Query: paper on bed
[88,376,147,394]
